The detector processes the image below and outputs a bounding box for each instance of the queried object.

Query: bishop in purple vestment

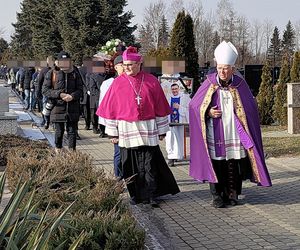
[189,41,271,208]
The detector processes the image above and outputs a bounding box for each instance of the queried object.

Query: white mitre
[214,41,238,65]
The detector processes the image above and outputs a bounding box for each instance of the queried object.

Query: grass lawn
[261,125,300,157]
[261,125,287,132]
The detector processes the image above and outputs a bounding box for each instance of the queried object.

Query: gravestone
[0,86,18,135]
[287,82,300,134]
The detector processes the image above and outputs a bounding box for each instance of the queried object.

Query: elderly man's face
[217,64,234,82]
[122,60,141,76]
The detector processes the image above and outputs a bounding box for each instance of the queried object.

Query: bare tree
[196,12,215,66]
[294,20,300,50]
[167,0,184,27]
[262,19,274,59]
[216,0,236,42]
[185,0,203,21]
[136,24,155,55]
[0,27,5,38]
[251,20,265,63]
[235,15,252,66]
[142,0,167,50]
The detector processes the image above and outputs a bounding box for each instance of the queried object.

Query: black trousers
[210,159,243,201]
[54,119,78,150]
[83,97,91,128]
[90,107,99,130]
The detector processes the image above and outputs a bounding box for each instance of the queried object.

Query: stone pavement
[2,84,300,250]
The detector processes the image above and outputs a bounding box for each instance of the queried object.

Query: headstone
[0,86,9,114]
[287,82,300,134]
[0,86,18,135]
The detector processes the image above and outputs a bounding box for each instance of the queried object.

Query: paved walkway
[2,84,300,249]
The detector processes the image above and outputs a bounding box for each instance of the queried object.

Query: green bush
[3,135,145,249]
[256,60,274,125]
[0,134,49,166]
[0,172,84,250]
[50,211,145,250]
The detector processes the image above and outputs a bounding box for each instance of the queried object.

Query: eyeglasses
[217,66,232,71]
[122,63,137,68]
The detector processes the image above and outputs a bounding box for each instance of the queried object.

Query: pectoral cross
[223,94,231,104]
[216,140,223,147]
[135,95,142,105]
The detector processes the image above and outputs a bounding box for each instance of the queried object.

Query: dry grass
[261,125,287,132]
[263,137,300,157]
[261,125,300,157]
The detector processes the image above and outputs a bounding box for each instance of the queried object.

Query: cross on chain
[135,95,142,105]
[223,92,231,104]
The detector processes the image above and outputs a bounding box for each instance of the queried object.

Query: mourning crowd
[4,40,272,208]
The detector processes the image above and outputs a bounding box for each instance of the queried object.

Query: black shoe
[93,128,100,134]
[212,196,226,208]
[76,134,81,140]
[44,123,50,130]
[223,195,238,206]
[84,125,90,130]
[167,159,175,167]
[129,197,137,205]
[149,198,159,208]
[226,199,238,206]
[99,132,108,138]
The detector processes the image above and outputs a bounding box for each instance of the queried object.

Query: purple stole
[211,88,254,157]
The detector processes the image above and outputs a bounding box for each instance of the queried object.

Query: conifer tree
[267,27,282,67]
[158,15,169,48]
[184,14,199,88]
[169,11,200,90]
[169,11,186,57]
[30,0,63,59]
[256,60,274,125]
[281,20,296,61]
[0,38,8,63]
[10,0,136,63]
[273,55,290,125]
[10,0,34,59]
[290,51,300,82]
[0,38,8,54]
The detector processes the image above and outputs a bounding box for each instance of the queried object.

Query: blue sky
[2,0,300,42]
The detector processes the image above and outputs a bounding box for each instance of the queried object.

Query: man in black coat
[89,58,114,136]
[88,60,106,134]
[21,66,35,110]
[36,57,53,127]
[78,61,91,130]
[42,51,83,151]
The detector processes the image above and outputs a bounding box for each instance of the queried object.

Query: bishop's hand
[209,105,222,118]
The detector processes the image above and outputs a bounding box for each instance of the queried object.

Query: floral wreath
[93,39,126,60]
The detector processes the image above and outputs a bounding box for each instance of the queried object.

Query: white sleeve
[104,119,119,137]
[155,116,169,135]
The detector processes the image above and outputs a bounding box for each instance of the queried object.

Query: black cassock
[120,145,180,203]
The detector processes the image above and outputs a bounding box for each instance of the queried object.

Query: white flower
[115,41,119,46]
[113,47,117,52]
[106,41,111,46]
